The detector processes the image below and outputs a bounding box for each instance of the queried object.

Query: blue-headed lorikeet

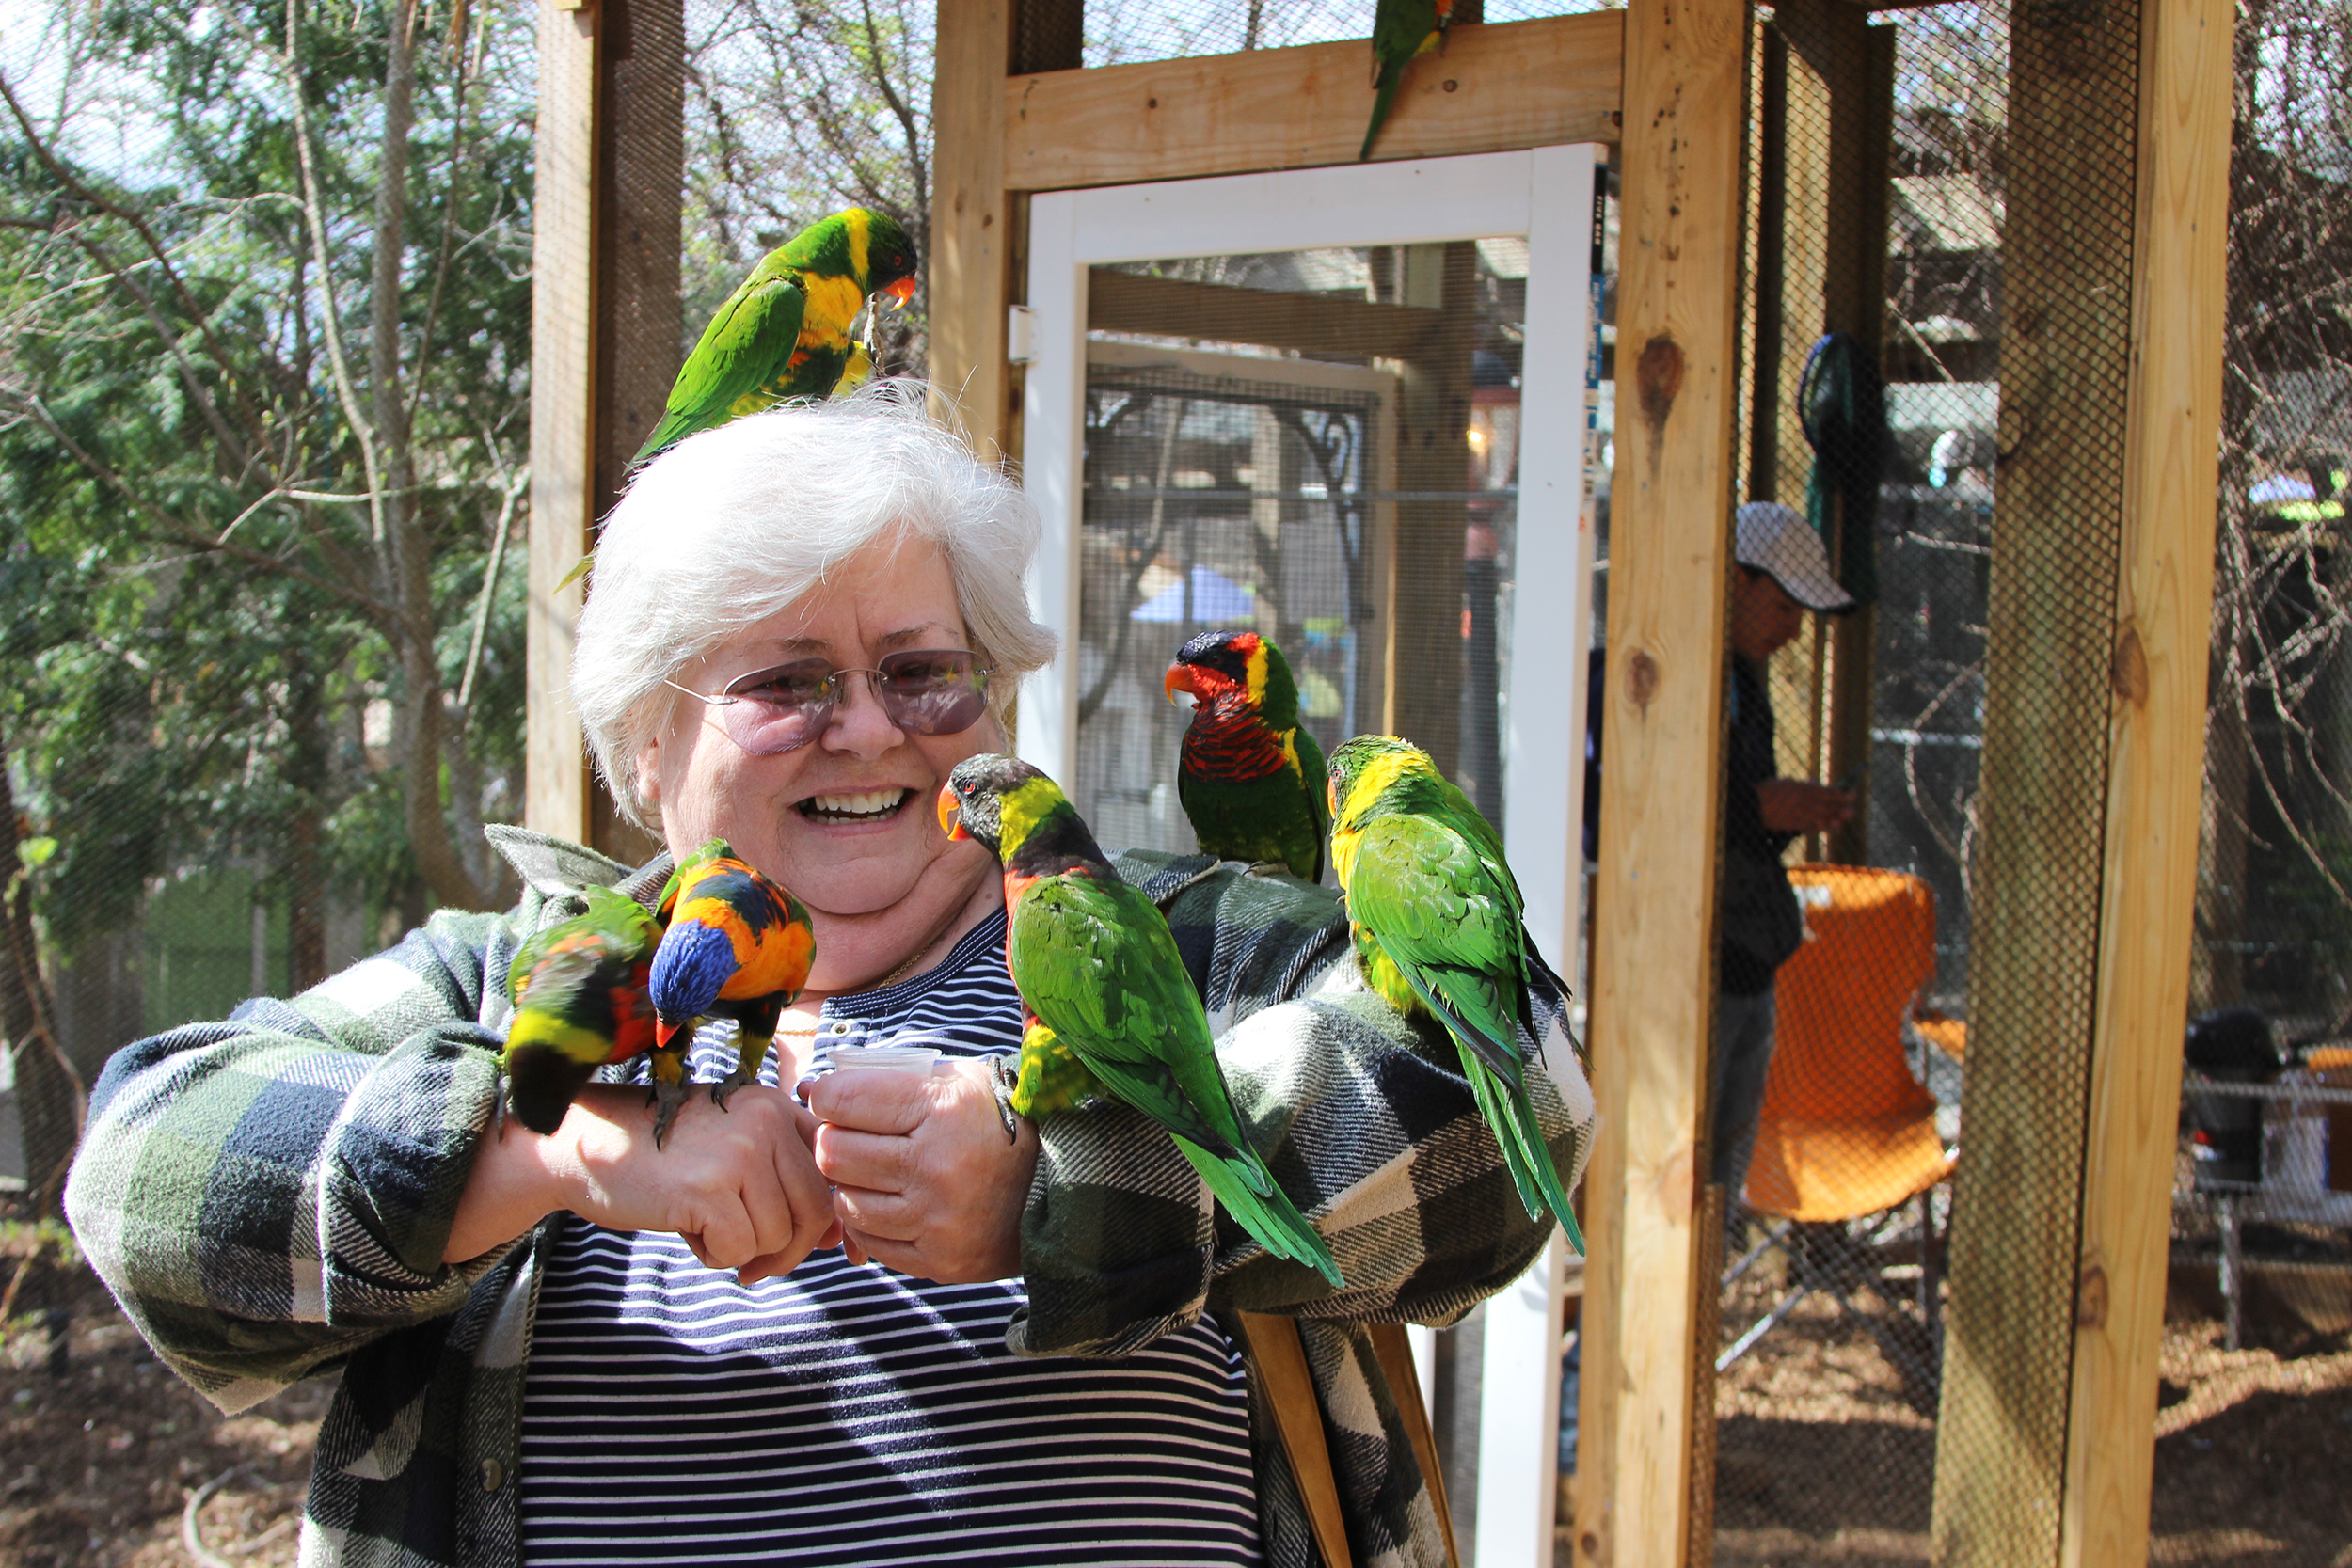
[503,886,664,1136]
[646,840,818,1148]
[1360,0,1455,162]
[939,754,1346,1290]
[1327,734,1585,1251]
[1165,629,1329,881]
[632,207,918,467]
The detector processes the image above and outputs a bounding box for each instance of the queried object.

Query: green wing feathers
[633,276,806,465]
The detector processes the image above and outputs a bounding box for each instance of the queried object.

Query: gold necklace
[771,945,934,1035]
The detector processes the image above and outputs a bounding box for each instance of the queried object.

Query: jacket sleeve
[1009,853,1596,1360]
[62,910,532,1413]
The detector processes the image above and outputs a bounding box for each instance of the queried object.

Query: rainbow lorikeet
[1360,0,1455,162]
[503,886,664,1136]
[939,755,1346,1290]
[631,207,918,467]
[646,840,818,1148]
[1165,629,1329,881]
[1327,735,1585,1251]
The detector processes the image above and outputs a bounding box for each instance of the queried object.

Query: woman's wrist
[442,1100,583,1264]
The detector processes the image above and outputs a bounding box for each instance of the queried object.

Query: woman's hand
[446,1084,841,1285]
[807,1060,1040,1284]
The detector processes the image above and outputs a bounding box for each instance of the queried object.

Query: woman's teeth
[801,788,911,823]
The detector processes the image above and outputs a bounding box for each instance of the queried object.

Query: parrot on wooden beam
[632,207,919,467]
[939,755,1346,1290]
[645,840,818,1148]
[1360,0,1455,162]
[1165,628,1329,882]
[502,886,664,1136]
[1327,734,1586,1251]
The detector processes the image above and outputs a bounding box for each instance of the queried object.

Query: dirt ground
[6,1220,2347,1567]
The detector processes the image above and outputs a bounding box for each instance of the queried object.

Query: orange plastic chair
[1719,865,1958,1396]
[1742,865,1957,1222]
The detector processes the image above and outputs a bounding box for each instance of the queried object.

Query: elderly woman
[66,392,1590,1568]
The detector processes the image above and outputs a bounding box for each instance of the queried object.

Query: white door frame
[1020,147,1598,1568]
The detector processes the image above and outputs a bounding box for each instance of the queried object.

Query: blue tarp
[1131,564,1255,623]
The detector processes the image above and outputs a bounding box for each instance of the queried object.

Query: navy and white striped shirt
[518,911,1263,1566]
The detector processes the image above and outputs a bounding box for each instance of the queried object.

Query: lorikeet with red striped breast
[503,886,664,1136]
[1327,734,1586,1251]
[631,207,918,467]
[645,840,818,1148]
[1165,629,1329,881]
[939,755,1346,1289]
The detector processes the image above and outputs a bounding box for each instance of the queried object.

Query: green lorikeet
[1327,734,1585,1251]
[503,886,664,1136]
[631,207,918,467]
[1165,629,1330,882]
[939,754,1346,1290]
[645,839,818,1148]
[1360,0,1455,162]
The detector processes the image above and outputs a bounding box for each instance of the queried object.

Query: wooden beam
[1929,0,2147,1556]
[526,0,597,844]
[2060,0,2233,1556]
[1572,0,1751,1560]
[929,1,1020,458]
[1087,268,1444,359]
[1001,13,1624,193]
[1390,242,1480,784]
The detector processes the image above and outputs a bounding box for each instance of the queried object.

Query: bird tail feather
[1463,1051,1585,1255]
[1360,66,1405,161]
[1175,1135,1346,1290]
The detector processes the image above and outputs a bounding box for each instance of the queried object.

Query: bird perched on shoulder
[940,754,1346,1289]
[1165,629,1329,882]
[503,886,664,1136]
[1360,0,1455,162]
[645,840,818,1148]
[632,207,918,467]
[1327,734,1585,1250]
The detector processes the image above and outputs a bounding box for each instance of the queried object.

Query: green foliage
[0,0,537,982]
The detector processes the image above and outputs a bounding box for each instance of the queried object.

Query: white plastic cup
[825,1043,942,1076]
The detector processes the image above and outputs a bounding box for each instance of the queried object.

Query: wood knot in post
[1995,401,2028,461]
[2075,1261,2108,1329]
[2110,623,2148,705]
[1625,650,1661,713]
[1635,336,1684,445]
[1659,1141,1696,1219]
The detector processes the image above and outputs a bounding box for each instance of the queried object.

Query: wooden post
[2060,0,2233,1556]
[1573,0,1750,1560]
[1927,0,2158,1556]
[929,2,1021,457]
[526,0,598,843]
[1391,242,1481,782]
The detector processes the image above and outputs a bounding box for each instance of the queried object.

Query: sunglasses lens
[720,661,834,755]
[878,652,989,736]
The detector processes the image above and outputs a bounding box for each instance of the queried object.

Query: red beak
[1164,667,1193,705]
[937,784,969,840]
[654,1019,680,1052]
[882,275,917,308]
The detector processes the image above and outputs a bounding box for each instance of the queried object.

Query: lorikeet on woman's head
[940,754,1345,1289]
[1165,628,1329,881]
[503,886,664,1137]
[631,207,918,467]
[645,840,817,1148]
[1327,734,1586,1250]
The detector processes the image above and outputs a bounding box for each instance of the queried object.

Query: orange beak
[937,783,968,840]
[1164,666,1194,705]
[882,275,917,309]
[654,1019,680,1052]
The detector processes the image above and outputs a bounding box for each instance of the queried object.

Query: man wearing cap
[1584,500,1856,1193]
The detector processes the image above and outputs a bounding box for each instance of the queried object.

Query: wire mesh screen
[1073,241,1531,857]
[1073,0,1621,68]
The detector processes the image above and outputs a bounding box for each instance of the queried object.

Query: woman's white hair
[573,383,1057,829]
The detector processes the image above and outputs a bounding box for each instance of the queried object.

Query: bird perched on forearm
[1360,0,1455,161]
[1327,735,1585,1250]
[940,754,1346,1289]
[632,207,918,467]
[1166,629,1329,882]
[645,840,817,1148]
[503,887,664,1136]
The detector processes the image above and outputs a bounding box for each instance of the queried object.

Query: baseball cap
[1734,501,1856,612]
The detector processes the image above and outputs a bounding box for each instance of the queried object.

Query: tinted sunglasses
[665,649,993,756]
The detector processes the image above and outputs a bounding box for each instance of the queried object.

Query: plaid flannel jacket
[66,828,1597,1568]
